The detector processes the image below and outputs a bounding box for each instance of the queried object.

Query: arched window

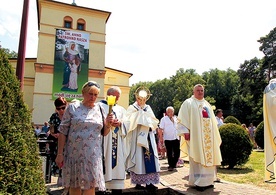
[77,18,86,30]
[64,16,73,29]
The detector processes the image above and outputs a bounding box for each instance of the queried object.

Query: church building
[9,0,132,125]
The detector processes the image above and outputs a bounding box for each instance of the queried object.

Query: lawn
[217,150,276,191]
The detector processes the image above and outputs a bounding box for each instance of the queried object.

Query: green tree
[202,68,239,117]
[258,27,276,80]
[0,45,18,58]
[235,57,266,125]
[148,79,174,120]
[170,68,204,114]
[0,48,45,194]
[129,80,175,120]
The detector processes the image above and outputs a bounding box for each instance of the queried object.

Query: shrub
[0,48,46,194]
[219,123,253,169]
[224,116,241,125]
[254,121,264,149]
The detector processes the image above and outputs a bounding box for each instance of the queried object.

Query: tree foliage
[0,48,45,194]
[149,79,175,119]
[125,26,276,126]
[235,58,267,124]
[202,68,239,116]
[0,45,18,58]
[170,68,204,114]
[258,27,276,80]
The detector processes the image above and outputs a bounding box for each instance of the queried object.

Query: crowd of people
[34,81,272,195]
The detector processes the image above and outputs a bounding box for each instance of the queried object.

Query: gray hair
[166,106,174,112]
[193,84,204,90]
[107,86,121,95]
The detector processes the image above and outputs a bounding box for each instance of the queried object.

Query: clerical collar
[132,103,148,111]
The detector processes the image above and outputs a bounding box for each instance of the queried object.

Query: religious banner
[52,29,90,100]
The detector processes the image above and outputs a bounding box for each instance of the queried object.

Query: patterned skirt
[130,172,160,185]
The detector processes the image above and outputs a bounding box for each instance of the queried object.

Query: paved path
[47,158,276,195]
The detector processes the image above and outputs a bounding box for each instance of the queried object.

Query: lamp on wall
[40,64,43,69]
[99,71,103,74]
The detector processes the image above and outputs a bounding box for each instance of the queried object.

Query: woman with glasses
[56,81,114,195]
[47,96,68,189]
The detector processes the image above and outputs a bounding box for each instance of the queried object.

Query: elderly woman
[55,81,114,195]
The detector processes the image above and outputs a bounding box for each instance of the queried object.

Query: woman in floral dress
[55,81,114,195]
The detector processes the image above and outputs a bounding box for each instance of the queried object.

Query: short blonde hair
[82,81,100,94]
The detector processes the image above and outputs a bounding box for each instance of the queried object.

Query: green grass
[218,150,276,191]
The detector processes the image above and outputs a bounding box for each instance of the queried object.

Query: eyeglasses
[56,106,66,111]
[86,81,100,89]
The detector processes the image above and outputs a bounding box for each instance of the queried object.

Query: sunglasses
[86,81,100,89]
[56,106,66,111]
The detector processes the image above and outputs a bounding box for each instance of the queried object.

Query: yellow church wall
[36,34,55,64]
[32,94,56,124]
[23,78,35,113]
[105,69,130,86]
[37,0,108,69]
[7,1,132,125]
[103,68,132,109]
[9,62,132,125]
[39,1,110,33]
[89,43,106,70]
[34,72,53,93]
[24,59,36,77]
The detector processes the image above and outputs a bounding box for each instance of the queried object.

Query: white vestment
[99,102,127,189]
[68,63,78,90]
[124,102,160,175]
[178,95,222,187]
[263,80,276,183]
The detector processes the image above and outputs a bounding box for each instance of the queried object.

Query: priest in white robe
[99,86,127,194]
[178,84,222,191]
[124,87,160,190]
[263,79,276,183]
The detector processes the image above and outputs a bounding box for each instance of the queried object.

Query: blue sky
[1,0,276,84]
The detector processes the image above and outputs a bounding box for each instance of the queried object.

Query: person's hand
[52,133,59,139]
[49,124,55,134]
[106,113,114,125]
[55,155,64,169]
[112,119,121,127]
[184,133,190,141]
